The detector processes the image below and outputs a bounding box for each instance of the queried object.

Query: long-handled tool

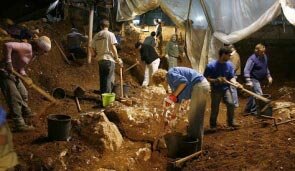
[173,150,202,167]
[53,39,71,65]
[224,79,270,103]
[124,59,139,73]
[120,67,124,98]
[12,70,57,103]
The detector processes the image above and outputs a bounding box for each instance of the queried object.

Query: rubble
[79,112,123,152]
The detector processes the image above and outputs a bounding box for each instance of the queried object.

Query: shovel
[223,79,270,103]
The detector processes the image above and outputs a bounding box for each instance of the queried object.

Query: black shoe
[23,112,37,118]
[14,124,35,132]
[228,123,241,129]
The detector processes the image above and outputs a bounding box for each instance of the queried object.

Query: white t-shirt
[91,29,117,62]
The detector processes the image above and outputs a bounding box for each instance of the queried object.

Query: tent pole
[183,0,193,60]
[87,5,94,64]
[200,0,214,32]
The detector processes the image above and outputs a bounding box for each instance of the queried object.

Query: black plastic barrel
[47,114,71,141]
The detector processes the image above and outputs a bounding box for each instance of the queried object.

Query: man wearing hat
[0,36,51,131]
[244,43,273,115]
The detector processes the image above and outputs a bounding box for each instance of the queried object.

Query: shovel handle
[120,67,124,98]
[12,70,57,103]
[124,60,139,73]
[223,79,270,103]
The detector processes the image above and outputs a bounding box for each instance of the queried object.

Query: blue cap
[0,107,7,126]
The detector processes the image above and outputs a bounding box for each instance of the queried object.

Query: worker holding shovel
[152,67,210,151]
[204,47,243,131]
[244,43,273,115]
[90,19,123,94]
[0,36,51,131]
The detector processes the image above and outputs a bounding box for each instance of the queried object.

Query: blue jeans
[230,85,239,108]
[98,60,115,94]
[210,88,235,128]
[244,78,263,114]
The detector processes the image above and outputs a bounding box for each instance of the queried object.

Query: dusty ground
[0,19,294,171]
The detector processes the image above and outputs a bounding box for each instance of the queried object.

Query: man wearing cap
[204,47,242,131]
[0,36,51,131]
[90,19,123,94]
[66,28,88,59]
[0,107,18,170]
[244,43,273,115]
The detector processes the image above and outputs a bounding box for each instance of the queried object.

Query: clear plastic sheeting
[211,1,281,44]
[116,0,295,72]
[116,0,159,21]
[281,0,295,25]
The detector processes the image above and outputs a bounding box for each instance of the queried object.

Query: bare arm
[172,83,186,97]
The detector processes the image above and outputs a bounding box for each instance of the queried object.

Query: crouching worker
[152,67,210,151]
[0,36,51,131]
[0,107,19,170]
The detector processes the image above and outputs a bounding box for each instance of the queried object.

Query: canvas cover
[117,0,295,72]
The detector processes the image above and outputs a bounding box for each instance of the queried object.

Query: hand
[235,82,243,89]
[268,77,273,85]
[23,75,33,86]
[165,54,169,58]
[117,58,123,67]
[164,94,177,107]
[245,80,253,87]
[216,77,226,84]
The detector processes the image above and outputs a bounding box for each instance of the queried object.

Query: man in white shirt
[90,19,123,94]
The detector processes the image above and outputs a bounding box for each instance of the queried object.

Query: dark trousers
[69,48,87,59]
[98,60,115,94]
[210,88,235,128]
[0,72,31,126]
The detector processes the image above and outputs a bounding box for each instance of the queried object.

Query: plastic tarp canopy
[116,0,295,72]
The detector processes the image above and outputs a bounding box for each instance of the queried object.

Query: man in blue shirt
[152,67,210,151]
[204,47,242,131]
[244,44,272,114]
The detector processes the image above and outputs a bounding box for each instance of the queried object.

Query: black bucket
[52,88,66,99]
[47,114,71,141]
[164,133,184,159]
[112,84,130,97]
[179,137,198,157]
[257,94,272,116]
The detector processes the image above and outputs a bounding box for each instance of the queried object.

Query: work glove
[267,76,273,85]
[165,54,169,58]
[164,94,177,107]
[245,78,253,87]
